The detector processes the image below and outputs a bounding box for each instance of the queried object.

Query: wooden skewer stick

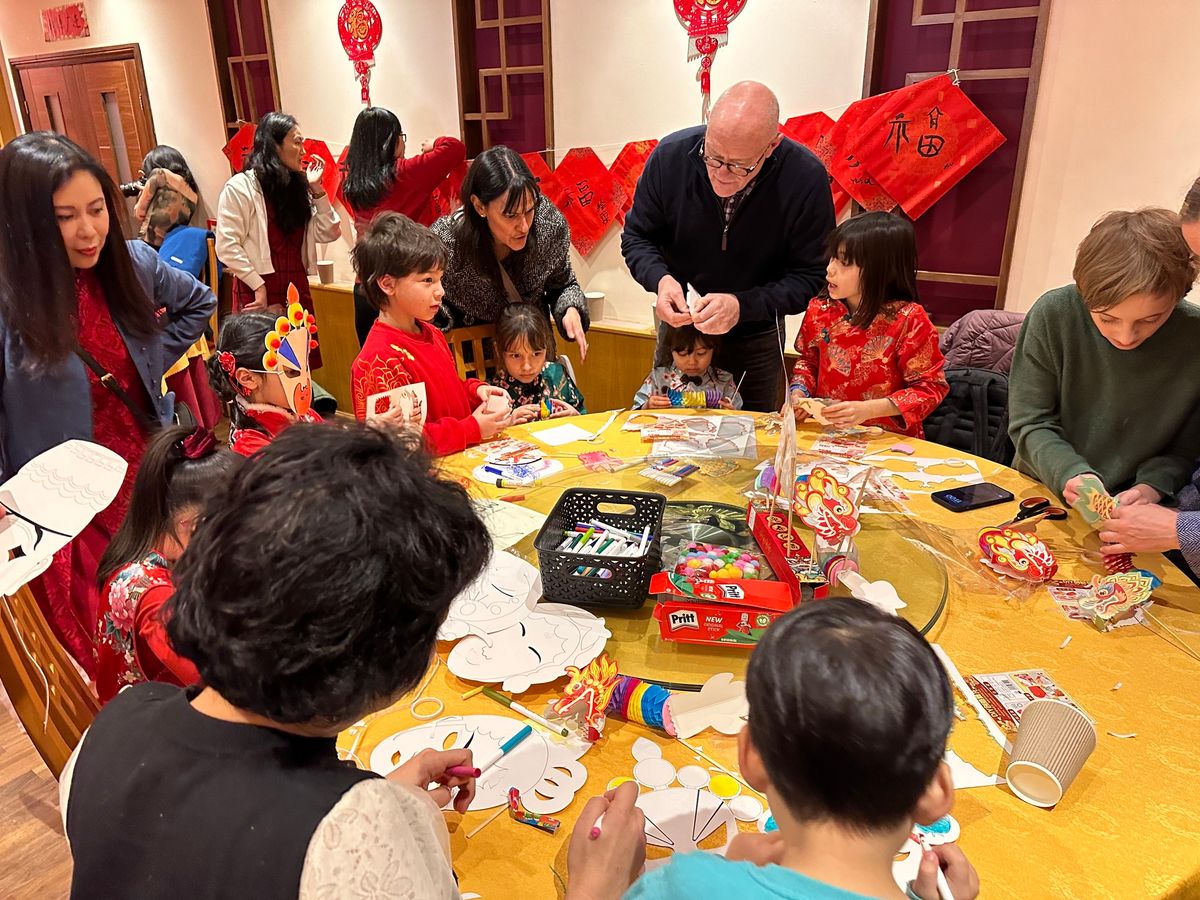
[466,804,507,839]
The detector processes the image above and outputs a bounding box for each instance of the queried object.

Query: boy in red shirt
[351,212,510,454]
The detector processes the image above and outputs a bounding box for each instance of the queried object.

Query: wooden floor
[0,708,71,898]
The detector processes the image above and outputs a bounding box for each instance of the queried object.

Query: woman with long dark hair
[95,426,239,703]
[0,132,215,671]
[432,146,590,358]
[133,145,200,248]
[341,106,465,345]
[215,111,340,368]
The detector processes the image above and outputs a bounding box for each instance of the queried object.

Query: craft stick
[466,805,507,839]
[481,687,570,737]
[675,738,766,802]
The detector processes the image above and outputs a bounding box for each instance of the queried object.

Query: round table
[339,410,1200,899]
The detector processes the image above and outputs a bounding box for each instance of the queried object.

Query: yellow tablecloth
[339,411,1200,899]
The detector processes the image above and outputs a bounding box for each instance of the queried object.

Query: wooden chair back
[0,585,99,779]
[446,325,500,382]
[206,236,220,344]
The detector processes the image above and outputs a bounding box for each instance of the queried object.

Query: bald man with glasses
[622,81,835,411]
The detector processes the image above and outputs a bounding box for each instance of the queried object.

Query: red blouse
[229,405,324,457]
[791,298,949,438]
[95,552,200,704]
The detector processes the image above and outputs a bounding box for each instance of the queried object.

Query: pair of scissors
[998,496,1067,531]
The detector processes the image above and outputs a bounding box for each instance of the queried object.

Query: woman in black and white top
[432,146,591,359]
[59,424,648,899]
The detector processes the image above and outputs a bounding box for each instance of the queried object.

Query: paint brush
[481,687,570,737]
[476,724,533,776]
[914,832,956,900]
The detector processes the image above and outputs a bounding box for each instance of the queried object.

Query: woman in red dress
[0,133,215,672]
[94,425,239,702]
[215,112,341,371]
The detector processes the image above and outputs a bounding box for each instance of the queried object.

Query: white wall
[1004,0,1200,311]
[551,0,871,339]
[0,0,230,224]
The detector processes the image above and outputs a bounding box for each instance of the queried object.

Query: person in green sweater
[1009,207,1200,506]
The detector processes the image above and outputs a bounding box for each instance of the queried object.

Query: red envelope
[779,113,850,216]
[302,139,342,206]
[827,93,900,213]
[550,148,627,257]
[221,123,256,174]
[851,75,1006,219]
[608,139,658,223]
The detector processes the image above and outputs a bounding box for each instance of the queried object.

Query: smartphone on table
[931,482,1015,513]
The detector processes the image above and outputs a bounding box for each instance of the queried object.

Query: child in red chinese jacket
[94,425,240,703]
[790,212,948,438]
[351,212,510,455]
[206,309,326,457]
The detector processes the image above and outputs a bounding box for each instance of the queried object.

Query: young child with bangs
[492,302,586,423]
[350,212,511,455]
[789,212,947,438]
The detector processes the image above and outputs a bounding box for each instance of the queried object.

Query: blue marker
[476,724,533,775]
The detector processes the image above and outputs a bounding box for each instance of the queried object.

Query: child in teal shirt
[625,598,979,900]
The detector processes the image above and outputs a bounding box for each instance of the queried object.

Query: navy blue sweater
[621,125,835,335]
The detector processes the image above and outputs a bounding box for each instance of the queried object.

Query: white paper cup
[584,290,605,320]
[317,259,335,285]
[1005,699,1097,807]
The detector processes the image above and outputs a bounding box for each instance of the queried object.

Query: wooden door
[11,44,156,186]
[76,59,153,184]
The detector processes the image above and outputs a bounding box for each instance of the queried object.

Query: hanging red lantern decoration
[337,0,382,105]
[673,0,747,120]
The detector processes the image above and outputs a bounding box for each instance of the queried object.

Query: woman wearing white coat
[216,111,340,369]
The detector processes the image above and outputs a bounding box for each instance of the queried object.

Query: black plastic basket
[534,488,667,609]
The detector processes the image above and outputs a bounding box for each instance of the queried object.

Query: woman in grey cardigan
[0,132,214,671]
[431,146,590,358]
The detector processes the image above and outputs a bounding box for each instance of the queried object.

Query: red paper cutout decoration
[302,139,343,205]
[849,74,1006,219]
[430,159,469,219]
[779,113,850,216]
[338,0,383,105]
[608,140,659,223]
[552,148,627,257]
[673,0,747,119]
[520,153,566,210]
[825,92,900,213]
[221,123,256,173]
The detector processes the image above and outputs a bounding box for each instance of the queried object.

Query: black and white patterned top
[431,198,589,340]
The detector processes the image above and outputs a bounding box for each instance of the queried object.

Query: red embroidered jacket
[791,298,949,438]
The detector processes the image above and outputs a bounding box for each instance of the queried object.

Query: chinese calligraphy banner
[779,113,851,216]
[825,92,901,213]
[850,75,1006,219]
[551,148,627,258]
[608,140,659,223]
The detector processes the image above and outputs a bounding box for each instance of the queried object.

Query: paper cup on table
[584,290,605,320]
[1005,699,1097,808]
[317,260,335,285]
